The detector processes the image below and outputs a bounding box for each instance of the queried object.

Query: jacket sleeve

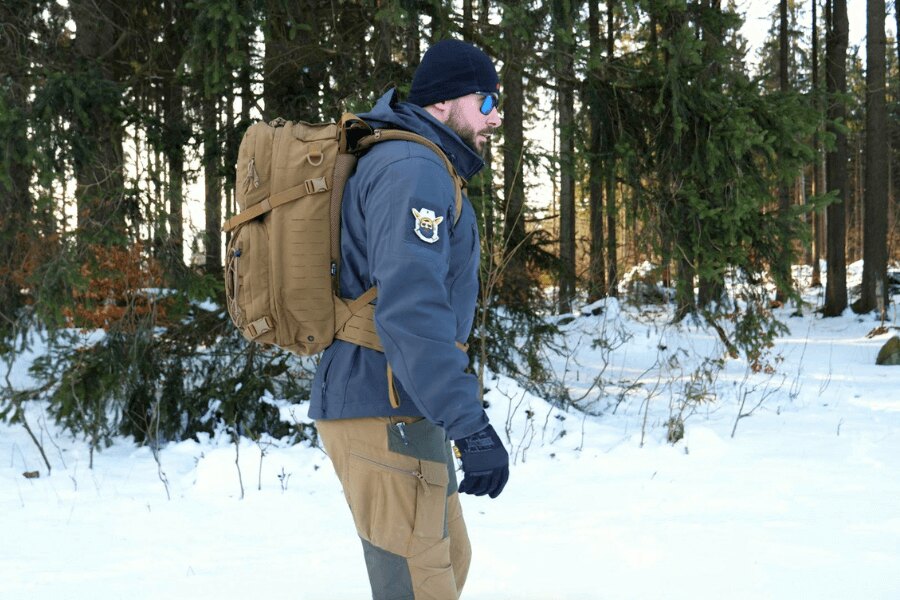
[362,147,489,440]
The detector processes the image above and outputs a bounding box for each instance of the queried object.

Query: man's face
[446,93,502,155]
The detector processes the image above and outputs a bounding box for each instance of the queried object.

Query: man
[310,39,509,599]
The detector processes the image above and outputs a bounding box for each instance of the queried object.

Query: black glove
[455,424,509,499]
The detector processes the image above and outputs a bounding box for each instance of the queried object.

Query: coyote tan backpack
[223,113,464,357]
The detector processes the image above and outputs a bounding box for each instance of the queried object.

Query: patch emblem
[411,207,444,244]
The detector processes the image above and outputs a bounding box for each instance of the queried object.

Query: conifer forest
[1,0,898,453]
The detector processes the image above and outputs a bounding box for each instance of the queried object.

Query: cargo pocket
[346,451,449,557]
[413,459,450,542]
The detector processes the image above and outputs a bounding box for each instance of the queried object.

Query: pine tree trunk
[824,0,849,317]
[163,1,185,273]
[263,0,327,121]
[586,0,607,303]
[373,3,393,88]
[71,0,127,245]
[811,0,823,287]
[675,253,696,322]
[424,2,450,41]
[895,0,900,262]
[896,1,900,67]
[404,0,420,69]
[779,0,789,90]
[604,0,618,298]
[697,0,726,309]
[462,0,474,40]
[203,94,222,276]
[857,0,888,315]
[0,0,35,326]
[501,5,530,307]
[775,0,793,303]
[554,0,577,313]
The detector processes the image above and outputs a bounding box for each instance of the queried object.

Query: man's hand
[454,424,509,499]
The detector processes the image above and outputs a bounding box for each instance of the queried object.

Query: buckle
[305,177,328,194]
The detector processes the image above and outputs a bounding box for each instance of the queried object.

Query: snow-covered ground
[2,266,899,599]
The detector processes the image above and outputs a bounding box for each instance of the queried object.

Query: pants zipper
[350,452,430,495]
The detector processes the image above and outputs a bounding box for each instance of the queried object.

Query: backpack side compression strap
[222,175,330,233]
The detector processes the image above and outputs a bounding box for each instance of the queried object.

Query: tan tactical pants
[316,416,471,600]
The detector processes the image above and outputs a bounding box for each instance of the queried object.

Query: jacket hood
[358,89,486,182]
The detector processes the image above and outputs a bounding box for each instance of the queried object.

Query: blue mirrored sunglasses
[477,92,499,115]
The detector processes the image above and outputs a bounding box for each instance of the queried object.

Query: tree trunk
[852,133,864,262]
[857,0,888,315]
[263,0,327,121]
[163,0,186,273]
[203,94,222,276]
[373,2,394,90]
[500,4,530,307]
[404,0,421,70]
[71,0,127,245]
[824,0,849,317]
[424,2,450,42]
[697,0,726,309]
[604,0,618,298]
[554,0,577,313]
[0,0,35,326]
[811,0,824,287]
[586,0,606,303]
[775,0,793,303]
[462,0,474,40]
[779,0,789,90]
[675,252,696,322]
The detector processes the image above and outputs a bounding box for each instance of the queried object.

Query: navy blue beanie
[407,39,499,107]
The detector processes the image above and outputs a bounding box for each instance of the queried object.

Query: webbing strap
[222,176,329,232]
[329,153,359,291]
[334,287,381,351]
[243,316,273,339]
[358,129,466,226]
[387,364,399,408]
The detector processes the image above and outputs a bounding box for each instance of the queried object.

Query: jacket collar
[358,89,486,182]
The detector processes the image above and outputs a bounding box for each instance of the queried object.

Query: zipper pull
[414,471,430,495]
[395,422,410,446]
[244,157,260,193]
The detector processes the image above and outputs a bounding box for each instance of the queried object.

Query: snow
[2,272,900,599]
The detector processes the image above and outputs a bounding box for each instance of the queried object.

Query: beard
[447,105,491,155]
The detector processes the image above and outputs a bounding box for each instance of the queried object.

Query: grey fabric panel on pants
[316,417,471,600]
[361,539,415,600]
[387,417,459,496]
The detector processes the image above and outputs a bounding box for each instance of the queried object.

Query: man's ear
[424,100,451,123]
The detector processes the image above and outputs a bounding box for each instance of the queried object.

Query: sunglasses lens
[480,94,497,115]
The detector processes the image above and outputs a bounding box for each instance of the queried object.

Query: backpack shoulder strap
[357,128,466,226]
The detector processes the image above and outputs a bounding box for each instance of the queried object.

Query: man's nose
[486,108,502,128]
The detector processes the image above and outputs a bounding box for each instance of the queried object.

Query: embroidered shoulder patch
[411,207,444,244]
